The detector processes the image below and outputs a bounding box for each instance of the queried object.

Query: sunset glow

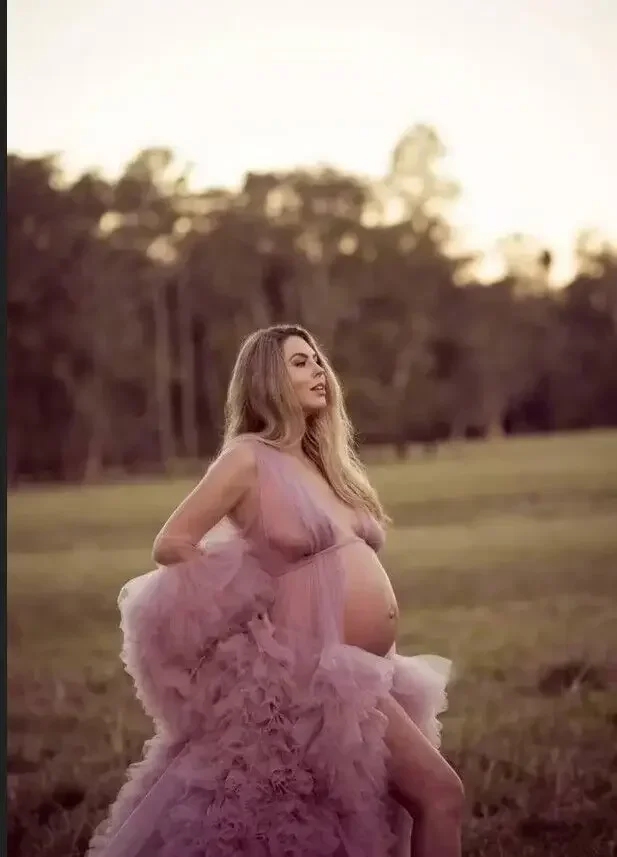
[8,0,617,280]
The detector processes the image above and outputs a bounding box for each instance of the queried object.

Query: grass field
[7,430,617,857]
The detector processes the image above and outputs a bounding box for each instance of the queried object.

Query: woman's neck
[285,439,305,460]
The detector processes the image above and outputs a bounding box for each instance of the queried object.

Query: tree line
[7,125,617,484]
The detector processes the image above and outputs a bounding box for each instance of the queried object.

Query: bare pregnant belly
[339,540,399,657]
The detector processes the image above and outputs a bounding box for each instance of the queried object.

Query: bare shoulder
[212,437,257,484]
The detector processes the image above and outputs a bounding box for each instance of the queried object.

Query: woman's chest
[237,461,358,561]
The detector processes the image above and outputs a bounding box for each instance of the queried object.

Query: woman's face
[282,335,328,413]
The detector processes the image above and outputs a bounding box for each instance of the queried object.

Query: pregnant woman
[87,324,464,857]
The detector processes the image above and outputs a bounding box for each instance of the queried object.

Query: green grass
[8,430,617,856]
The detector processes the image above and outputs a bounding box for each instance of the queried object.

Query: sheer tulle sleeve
[118,535,274,740]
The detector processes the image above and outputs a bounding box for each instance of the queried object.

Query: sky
[7,0,617,281]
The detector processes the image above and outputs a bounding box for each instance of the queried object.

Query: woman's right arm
[152,442,256,566]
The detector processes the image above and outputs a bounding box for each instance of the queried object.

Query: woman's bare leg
[380,695,464,857]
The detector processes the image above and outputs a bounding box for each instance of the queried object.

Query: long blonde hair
[223,324,388,524]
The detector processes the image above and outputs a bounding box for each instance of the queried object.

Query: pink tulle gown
[87,435,452,857]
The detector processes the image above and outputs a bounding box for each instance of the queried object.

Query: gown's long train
[87,438,451,857]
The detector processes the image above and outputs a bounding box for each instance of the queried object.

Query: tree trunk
[484,395,507,439]
[177,274,199,459]
[388,335,416,458]
[77,375,108,483]
[395,439,410,460]
[486,417,506,439]
[83,423,105,482]
[200,327,225,450]
[153,279,176,466]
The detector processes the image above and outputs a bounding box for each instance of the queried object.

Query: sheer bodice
[228,436,398,654]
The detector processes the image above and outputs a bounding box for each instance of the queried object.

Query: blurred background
[7,1,617,856]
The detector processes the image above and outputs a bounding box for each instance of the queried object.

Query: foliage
[7,129,617,483]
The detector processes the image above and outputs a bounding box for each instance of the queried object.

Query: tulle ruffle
[88,539,450,857]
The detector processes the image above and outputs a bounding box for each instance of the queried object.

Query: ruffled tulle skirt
[87,543,451,857]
